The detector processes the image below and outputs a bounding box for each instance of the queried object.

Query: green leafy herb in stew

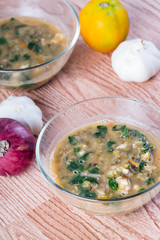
[93,125,107,138]
[68,135,78,145]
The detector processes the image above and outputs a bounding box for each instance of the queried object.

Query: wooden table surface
[1,0,160,239]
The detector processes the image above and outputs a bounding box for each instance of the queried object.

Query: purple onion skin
[0,118,36,176]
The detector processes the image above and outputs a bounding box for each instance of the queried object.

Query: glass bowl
[0,0,80,91]
[36,97,160,215]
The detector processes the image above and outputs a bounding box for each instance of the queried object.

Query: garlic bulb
[0,96,43,135]
[111,38,160,82]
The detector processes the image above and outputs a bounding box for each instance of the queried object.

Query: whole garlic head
[0,96,43,135]
[111,38,160,82]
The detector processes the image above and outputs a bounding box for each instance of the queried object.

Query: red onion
[0,118,36,176]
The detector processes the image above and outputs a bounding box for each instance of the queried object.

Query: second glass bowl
[0,0,80,90]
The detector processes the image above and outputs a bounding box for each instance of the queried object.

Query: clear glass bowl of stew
[36,97,160,215]
[0,0,80,90]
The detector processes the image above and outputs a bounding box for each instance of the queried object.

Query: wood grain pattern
[1,0,160,239]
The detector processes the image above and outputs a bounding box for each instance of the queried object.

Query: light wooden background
[1,0,160,239]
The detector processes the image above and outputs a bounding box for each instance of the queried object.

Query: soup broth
[52,122,160,199]
[0,17,67,69]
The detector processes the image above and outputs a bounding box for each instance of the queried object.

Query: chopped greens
[15,24,27,28]
[112,125,126,131]
[107,141,115,152]
[10,55,19,62]
[74,147,80,153]
[142,142,153,153]
[146,177,154,185]
[93,125,107,138]
[1,24,9,30]
[113,125,146,140]
[22,54,30,60]
[107,141,116,147]
[67,161,84,173]
[122,128,129,138]
[107,147,114,153]
[138,188,146,193]
[112,124,129,138]
[85,176,98,183]
[70,175,85,184]
[139,161,146,172]
[79,187,97,198]
[108,178,118,190]
[67,152,90,175]
[28,41,41,54]
[89,167,100,174]
[6,63,12,68]
[77,152,90,163]
[0,37,7,45]
[130,129,146,141]
[15,30,19,36]
[70,175,98,184]
[85,163,92,170]
[68,135,78,145]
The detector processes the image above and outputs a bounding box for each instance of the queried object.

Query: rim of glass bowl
[0,0,80,73]
[36,96,160,202]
